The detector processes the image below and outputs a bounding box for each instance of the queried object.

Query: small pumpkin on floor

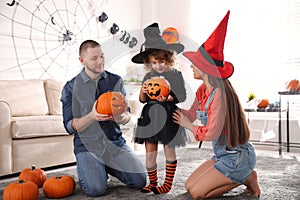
[3,179,39,200]
[42,175,75,198]
[18,165,47,188]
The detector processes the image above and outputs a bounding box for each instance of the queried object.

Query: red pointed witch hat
[183,10,234,79]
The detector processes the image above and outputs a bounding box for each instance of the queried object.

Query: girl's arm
[139,80,149,103]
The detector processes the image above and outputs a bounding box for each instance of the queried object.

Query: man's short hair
[79,40,100,56]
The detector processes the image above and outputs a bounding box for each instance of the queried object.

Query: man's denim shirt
[61,69,127,156]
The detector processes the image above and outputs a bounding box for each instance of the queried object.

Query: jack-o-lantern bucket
[96,91,128,116]
[146,76,170,100]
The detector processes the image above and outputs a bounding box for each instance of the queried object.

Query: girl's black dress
[134,69,187,147]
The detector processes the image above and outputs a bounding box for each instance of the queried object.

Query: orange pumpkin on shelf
[146,76,171,100]
[3,179,39,200]
[96,91,128,116]
[42,175,75,199]
[285,79,300,91]
[18,165,47,188]
[162,27,179,44]
[257,99,269,108]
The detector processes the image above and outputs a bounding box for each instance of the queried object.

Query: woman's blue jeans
[76,144,146,197]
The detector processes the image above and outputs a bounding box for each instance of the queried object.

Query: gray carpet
[1,147,300,200]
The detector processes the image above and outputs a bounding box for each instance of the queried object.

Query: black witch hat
[131,22,184,64]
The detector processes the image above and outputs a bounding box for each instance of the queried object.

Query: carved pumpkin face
[96,91,128,116]
[147,77,170,100]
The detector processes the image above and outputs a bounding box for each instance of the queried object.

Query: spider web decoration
[0,0,115,80]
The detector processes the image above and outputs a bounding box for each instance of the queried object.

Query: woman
[172,11,260,199]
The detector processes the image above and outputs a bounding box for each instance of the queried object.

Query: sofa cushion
[12,115,68,139]
[44,79,65,115]
[0,80,49,116]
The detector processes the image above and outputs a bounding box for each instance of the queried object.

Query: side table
[278,91,300,155]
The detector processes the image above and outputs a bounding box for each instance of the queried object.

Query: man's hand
[113,111,131,125]
[92,101,114,121]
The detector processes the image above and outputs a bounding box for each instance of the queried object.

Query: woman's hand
[173,109,194,131]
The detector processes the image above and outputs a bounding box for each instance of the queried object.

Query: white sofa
[0,79,76,176]
[0,79,146,177]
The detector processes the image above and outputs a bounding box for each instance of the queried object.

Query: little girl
[131,22,187,195]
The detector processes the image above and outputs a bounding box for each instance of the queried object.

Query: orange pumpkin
[18,165,47,188]
[257,99,269,108]
[146,76,171,100]
[162,27,179,44]
[285,79,300,91]
[42,175,75,198]
[96,91,128,116]
[3,179,39,200]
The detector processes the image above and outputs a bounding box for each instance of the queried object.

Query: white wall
[153,0,300,103]
[0,0,142,81]
[0,0,299,104]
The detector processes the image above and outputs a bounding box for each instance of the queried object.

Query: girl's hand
[141,79,149,94]
[156,95,167,102]
[166,95,174,102]
[156,95,173,102]
[139,80,149,103]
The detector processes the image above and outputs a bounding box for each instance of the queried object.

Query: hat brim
[131,43,184,64]
[183,50,234,79]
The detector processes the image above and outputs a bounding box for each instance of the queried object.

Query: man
[61,40,146,197]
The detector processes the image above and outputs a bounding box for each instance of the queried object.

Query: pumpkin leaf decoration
[42,175,76,198]
[3,179,39,200]
[146,76,171,100]
[18,165,47,188]
[247,92,256,102]
[96,91,128,116]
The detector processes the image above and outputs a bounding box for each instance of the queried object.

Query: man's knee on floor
[82,185,106,197]
[127,172,147,189]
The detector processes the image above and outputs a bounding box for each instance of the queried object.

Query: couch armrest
[0,100,13,176]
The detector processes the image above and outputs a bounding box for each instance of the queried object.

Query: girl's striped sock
[152,160,177,194]
[141,165,158,193]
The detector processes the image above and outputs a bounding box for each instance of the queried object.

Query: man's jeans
[76,144,146,197]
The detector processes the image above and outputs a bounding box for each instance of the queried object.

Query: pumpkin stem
[56,176,62,179]
[31,165,36,170]
[19,179,25,184]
